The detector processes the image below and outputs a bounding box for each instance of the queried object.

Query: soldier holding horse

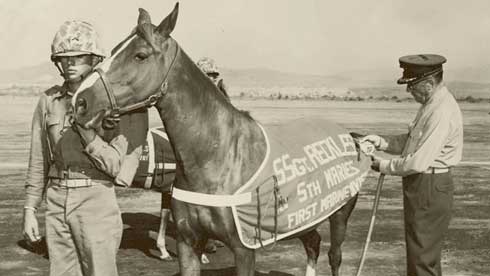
[23,20,147,276]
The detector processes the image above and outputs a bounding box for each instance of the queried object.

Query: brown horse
[73,4,362,276]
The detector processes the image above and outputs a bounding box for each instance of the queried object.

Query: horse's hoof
[159,255,174,262]
[200,254,210,264]
[204,242,217,253]
[214,240,225,248]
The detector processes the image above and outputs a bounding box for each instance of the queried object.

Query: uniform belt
[48,166,112,181]
[423,167,450,174]
[50,178,92,188]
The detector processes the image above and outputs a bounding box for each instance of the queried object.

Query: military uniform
[25,83,147,276]
[375,55,463,276]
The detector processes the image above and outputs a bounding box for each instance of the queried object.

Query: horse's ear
[156,2,179,37]
[138,8,152,25]
[136,8,159,52]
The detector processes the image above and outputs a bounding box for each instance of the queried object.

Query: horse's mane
[238,109,253,120]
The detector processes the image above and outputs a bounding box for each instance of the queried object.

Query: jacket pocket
[46,113,62,145]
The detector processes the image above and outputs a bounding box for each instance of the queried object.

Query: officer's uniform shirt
[379,85,463,176]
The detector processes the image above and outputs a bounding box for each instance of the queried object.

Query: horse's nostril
[77,98,88,115]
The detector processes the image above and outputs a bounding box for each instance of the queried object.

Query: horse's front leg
[328,195,358,276]
[177,236,202,276]
[156,208,173,261]
[299,230,321,276]
[232,246,255,276]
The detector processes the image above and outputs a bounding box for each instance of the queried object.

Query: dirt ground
[0,96,488,276]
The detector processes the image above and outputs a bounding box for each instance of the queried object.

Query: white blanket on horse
[231,118,371,249]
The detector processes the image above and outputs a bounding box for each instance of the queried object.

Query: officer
[196,57,230,99]
[22,20,146,276]
[361,54,463,276]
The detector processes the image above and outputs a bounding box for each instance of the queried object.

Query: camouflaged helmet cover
[196,57,219,75]
[51,20,105,60]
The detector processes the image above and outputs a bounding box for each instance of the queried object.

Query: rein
[94,43,180,117]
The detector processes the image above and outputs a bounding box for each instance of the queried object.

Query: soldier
[197,57,230,99]
[361,54,463,276]
[22,20,146,276]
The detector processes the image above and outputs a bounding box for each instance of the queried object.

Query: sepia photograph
[0,0,488,275]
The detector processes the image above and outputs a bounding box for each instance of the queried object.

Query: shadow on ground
[120,212,179,260]
[170,267,294,276]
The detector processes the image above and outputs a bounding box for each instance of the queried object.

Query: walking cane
[355,173,385,276]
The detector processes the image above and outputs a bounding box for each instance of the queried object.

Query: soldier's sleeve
[85,110,149,186]
[25,95,49,209]
[85,134,128,178]
[114,110,149,186]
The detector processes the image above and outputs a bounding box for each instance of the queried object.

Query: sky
[2,0,490,75]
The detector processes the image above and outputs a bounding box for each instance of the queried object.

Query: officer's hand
[360,135,387,150]
[23,209,41,243]
[370,155,382,172]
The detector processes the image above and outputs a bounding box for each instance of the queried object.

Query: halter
[94,43,180,117]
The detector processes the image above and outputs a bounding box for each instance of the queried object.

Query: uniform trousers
[402,172,453,276]
[45,179,123,276]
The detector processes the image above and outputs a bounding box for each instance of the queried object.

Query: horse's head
[72,3,179,128]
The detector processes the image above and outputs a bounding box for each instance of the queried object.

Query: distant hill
[0,62,364,88]
[0,62,489,99]
[0,61,59,85]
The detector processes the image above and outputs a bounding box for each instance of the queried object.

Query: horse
[72,4,369,276]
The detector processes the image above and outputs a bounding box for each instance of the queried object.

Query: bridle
[93,42,180,117]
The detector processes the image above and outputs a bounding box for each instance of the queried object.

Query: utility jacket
[25,84,148,208]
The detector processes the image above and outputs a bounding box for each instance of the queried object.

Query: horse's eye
[135,52,149,62]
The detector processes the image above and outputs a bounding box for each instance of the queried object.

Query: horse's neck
[158,44,266,194]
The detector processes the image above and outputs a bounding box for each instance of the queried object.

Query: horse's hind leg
[299,230,321,276]
[156,208,173,261]
[328,195,358,276]
[157,191,173,261]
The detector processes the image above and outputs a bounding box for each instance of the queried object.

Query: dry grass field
[0,96,488,276]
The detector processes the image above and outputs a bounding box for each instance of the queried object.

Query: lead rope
[256,175,279,250]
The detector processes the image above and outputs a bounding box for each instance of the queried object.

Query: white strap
[143,175,153,189]
[155,162,176,170]
[150,128,169,141]
[145,131,155,189]
[172,187,252,207]
[146,131,155,174]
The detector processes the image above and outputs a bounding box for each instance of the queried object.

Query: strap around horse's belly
[172,187,252,207]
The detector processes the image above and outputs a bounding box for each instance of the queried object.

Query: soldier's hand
[102,113,121,129]
[23,209,41,243]
[360,135,387,150]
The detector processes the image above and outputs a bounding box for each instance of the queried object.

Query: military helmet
[51,20,105,61]
[196,57,219,75]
